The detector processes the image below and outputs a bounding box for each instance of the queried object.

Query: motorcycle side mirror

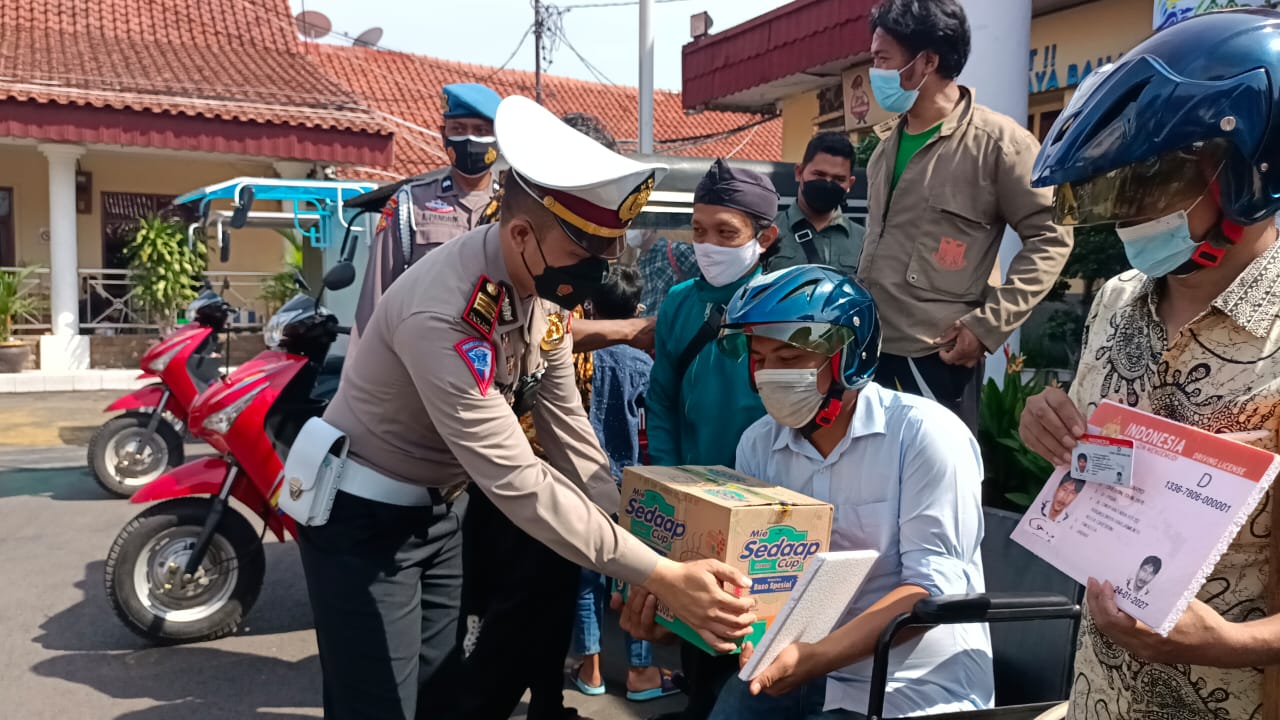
[323,262,356,291]
[220,230,231,263]
[230,186,255,229]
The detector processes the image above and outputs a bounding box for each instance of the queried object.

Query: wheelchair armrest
[866,593,1081,720]
[912,593,1081,624]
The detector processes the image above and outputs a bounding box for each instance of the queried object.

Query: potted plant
[0,266,41,373]
[126,215,207,335]
[259,230,305,315]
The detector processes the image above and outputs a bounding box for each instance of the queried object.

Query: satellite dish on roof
[295,10,332,39]
[353,27,383,48]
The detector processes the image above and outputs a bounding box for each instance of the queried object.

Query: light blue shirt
[735,381,993,716]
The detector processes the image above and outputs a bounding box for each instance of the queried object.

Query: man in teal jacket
[645,158,780,720]
[648,158,780,468]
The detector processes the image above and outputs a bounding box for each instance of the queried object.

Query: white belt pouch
[278,417,349,527]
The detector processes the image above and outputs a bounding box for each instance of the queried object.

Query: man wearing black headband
[645,158,780,720]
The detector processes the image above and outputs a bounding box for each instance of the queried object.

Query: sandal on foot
[626,669,682,702]
[569,663,607,696]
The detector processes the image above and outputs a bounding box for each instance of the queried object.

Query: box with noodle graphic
[617,465,833,655]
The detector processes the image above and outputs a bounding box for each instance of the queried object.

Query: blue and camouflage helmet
[718,265,880,390]
[1033,9,1280,228]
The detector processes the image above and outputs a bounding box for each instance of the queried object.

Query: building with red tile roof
[0,0,782,370]
[0,0,394,164]
[312,44,783,179]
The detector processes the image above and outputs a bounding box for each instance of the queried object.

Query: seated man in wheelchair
[621,265,993,719]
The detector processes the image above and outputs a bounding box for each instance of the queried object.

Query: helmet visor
[717,322,855,360]
[1051,139,1228,226]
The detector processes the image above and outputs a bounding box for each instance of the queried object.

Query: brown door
[0,188,13,267]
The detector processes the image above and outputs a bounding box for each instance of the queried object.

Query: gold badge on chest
[541,312,568,351]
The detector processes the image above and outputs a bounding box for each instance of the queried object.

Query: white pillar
[956,0,1032,385]
[37,143,90,371]
[39,143,85,337]
[638,0,655,154]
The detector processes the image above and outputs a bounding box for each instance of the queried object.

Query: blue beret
[442,83,502,121]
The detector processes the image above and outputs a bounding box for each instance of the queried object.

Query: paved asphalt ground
[0,393,683,719]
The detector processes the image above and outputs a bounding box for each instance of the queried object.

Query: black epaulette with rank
[463,275,515,339]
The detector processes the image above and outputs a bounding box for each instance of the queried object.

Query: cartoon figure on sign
[848,74,871,126]
[933,236,967,270]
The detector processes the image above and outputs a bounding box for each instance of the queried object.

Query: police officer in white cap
[295,95,757,720]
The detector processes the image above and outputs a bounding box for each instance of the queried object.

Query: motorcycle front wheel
[104,497,266,644]
[88,411,185,498]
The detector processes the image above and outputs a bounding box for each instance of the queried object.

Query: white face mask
[625,229,646,248]
[755,369,825,428]
[694,239,761,287]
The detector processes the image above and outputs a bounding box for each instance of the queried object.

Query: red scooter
[103,267,349,644]
[88,288,235,497]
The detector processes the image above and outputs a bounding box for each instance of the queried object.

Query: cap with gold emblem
[441,83,502,121]
[495,95,668,258]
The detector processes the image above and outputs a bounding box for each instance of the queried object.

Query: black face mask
[446,136,498,178]
[800,179,848,215]
[522,226,609,309]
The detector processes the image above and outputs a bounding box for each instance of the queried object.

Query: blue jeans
[572,569,652,667]
[709,676,867,720]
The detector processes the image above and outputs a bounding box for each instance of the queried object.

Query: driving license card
[1071,434,1135,487]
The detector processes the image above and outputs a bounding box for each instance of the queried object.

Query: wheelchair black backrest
[982,507,1083,706]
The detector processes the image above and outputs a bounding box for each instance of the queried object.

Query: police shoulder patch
[463,275,506,339]
[376,196,399,235]
[455,337,496,396]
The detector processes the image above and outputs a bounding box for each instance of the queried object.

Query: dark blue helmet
[718,265,880,390]
[1033,9,1280,227]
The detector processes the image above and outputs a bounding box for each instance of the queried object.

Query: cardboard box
[619,465,834,654]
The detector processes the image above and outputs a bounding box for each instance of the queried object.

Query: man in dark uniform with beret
[354,83,503,337]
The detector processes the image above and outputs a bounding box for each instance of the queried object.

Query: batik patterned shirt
[1066,241,1280,720]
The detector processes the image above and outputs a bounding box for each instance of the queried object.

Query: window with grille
[100,192,195,269]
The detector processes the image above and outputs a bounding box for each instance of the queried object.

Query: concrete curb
[0,370,152,394]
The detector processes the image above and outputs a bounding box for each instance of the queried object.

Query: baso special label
[739,525,822,574]
[625,489,686,550]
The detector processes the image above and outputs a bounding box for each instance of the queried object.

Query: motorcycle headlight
[263,310,298,349]
[201,382,268,436]
[147,343,186,374]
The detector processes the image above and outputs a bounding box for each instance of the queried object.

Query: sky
[287,0,788,91]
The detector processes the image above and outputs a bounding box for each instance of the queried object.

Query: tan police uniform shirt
[1064,242,1280,720]
[354,172,497,333]
[857,87,1073,357]
[325,224,659,585]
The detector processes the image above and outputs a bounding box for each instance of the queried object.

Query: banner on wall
[1153,0,1269,30]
